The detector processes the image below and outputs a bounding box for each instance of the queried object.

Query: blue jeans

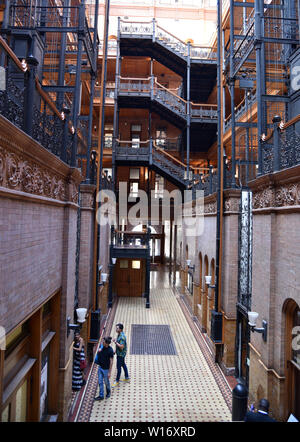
[116,356,129,382]
[98,367,110,398]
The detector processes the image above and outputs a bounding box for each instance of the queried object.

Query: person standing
[112,323,130,387]
[72,330,85,391]
[94,337,114,400]
[244,398,277,422]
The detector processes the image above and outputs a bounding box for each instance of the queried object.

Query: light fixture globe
[76,308,87,323]
[101,272,108,283]
[205,275,212,286]
[248,311,259,327]
[112,258,117,265]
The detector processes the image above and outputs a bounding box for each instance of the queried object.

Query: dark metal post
[24,54,39,137]
[112,16,120,189]
[255,0,263,175]
[145,227,151,308]
[186,41,191,181]
[62,106,71,163]
[273,115,281,172]
[232,383,248,421]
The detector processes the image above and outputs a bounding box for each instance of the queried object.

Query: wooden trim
[2,358,36,407]
[27,310,42,421]
[41,332,56,353]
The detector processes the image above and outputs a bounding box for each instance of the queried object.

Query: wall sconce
[112,258,117,265]
[205,275,215,289]
[67,308,87,337]
[98,272,108,286]
[248,311,268,342]
[186,259,195,271]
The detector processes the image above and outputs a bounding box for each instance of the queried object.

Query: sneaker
[121,378,130,382]
[94,396,104,401]
[112,381,119,387]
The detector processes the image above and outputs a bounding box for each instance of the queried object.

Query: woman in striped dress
[72,330,85,391]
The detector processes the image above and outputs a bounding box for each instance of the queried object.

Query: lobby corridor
[72,269,233,422]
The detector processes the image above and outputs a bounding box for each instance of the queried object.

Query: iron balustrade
[119,19,217,62]
[0,65,74,166]
[224,90,257,133]
[117,76,217,122]
[9,4,80,30]
[261,119,300,175]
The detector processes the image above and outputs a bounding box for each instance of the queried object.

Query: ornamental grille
[130,324,177,355]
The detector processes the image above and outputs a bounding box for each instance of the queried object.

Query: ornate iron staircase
[118,76,217,128]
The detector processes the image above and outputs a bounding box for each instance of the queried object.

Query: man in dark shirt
[244,398,277,422]
[94,336,114,400]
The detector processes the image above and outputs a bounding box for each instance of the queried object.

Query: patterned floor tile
[75,269,232,422]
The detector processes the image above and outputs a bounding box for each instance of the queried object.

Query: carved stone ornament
[224,197,240,212]
[0,146,68,202]
[204,201,217,213]
[252,186,275,209]
[275,183,300,207]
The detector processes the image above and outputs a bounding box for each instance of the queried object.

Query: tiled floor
[74,269,232,422]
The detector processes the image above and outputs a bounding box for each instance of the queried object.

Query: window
[154,175,164,198]
[120,260,129,269]
[132,260,141,269]
[131,124,141,148]
[131,135,140,149]
[156,128,167,147]
[130,168,140,179]
[129,182,139,198]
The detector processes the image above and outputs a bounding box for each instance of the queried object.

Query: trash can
[232,383,248,421]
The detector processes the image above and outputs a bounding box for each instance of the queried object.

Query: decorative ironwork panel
[238,190,253,311]
[0,77,25,130]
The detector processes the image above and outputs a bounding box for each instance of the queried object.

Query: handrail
[35,77,64,121]
[156,24,187,45]
[154,79,187,104]
[120,19,153,25]
[119,75,151,82]
[153,143,187,168]
[281,113,300,131]
[0,36,27,72]
[191,101,217,108]
[0,35,64,122]
[117,139,149,144]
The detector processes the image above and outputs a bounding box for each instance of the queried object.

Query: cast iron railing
[119,18,217,62]
[261,117,300,175]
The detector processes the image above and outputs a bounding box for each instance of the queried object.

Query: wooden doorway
[116,259,144,297]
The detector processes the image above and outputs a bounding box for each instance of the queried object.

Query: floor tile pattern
[78,270,233,422]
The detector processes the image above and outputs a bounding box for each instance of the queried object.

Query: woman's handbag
[80,358,87,370]
[80,348,87,370]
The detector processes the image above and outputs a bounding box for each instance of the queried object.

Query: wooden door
[116,259,143,297]
[117,259,130,297]
[130,260,143,297]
